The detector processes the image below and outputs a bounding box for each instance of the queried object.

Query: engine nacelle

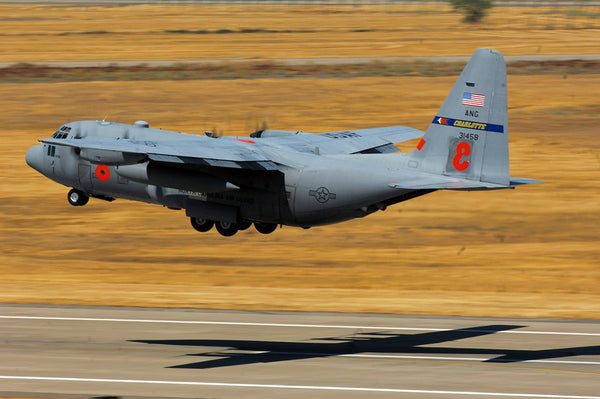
[116,162,239,193]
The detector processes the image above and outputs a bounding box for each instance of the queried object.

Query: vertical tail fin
[408,48,509,186]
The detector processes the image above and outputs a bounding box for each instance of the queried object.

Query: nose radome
[26,145,45,174]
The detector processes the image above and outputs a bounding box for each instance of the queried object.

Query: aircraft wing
[259,125,423,155]
[40,124,423,169]
[40,137,279,170]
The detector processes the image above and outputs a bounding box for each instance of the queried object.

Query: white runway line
[248,351,600,366]
[1,315,599,336]
[1,375,599,398]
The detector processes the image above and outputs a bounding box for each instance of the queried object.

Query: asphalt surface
[1,304,599,399]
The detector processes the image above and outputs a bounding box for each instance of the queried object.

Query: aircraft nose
[26,145,45,173]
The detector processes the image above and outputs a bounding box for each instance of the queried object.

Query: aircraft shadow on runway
[130,324,600,369]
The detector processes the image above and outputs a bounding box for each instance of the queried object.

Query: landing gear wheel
[237,220,252,231]
[215,221,239,237]
[67,189,89,206]
[190,217,214,232]
[254,222,278,235]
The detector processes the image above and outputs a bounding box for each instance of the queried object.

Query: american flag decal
[462,92,485,107]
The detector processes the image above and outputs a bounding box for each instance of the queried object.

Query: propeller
[249,113,269,138]
[206,123,225,138]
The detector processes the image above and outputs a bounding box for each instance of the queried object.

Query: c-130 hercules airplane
[26,49,541,237]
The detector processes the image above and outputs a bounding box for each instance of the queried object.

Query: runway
[1,305,599,398]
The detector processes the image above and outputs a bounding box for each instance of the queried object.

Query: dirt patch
[2,59,600,83]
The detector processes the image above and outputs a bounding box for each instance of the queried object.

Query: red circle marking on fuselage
[95,165,110,182]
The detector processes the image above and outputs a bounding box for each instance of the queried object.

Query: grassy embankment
[0,3,598,319]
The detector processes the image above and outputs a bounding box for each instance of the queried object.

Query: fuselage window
[47,145,57,157]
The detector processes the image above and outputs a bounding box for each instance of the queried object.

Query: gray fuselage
[26,121,429,230]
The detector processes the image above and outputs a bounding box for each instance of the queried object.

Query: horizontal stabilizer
[387,172,539,190]
[509,177,545,185]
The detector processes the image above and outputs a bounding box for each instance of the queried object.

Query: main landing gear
[254,222,278,235]
[215,221,238,237]
[67,189,89,206]
[190,217,213,232]
[190,217,278,237]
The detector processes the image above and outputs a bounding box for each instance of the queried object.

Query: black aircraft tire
[237,220,252,231]
[67,189,89,207]
[216,221,239,237]
[190,217,214,232]
[254,222,278,235]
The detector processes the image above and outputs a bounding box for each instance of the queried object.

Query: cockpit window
[52,125,71,139]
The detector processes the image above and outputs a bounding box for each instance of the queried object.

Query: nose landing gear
[67,189,89,206]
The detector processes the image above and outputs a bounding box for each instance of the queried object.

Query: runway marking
[249,351,600,366]
[2,315,599,336]
[1,376,600,398]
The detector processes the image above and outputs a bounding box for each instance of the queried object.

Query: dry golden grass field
[0,3,599,62]
[0,3,598,319]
